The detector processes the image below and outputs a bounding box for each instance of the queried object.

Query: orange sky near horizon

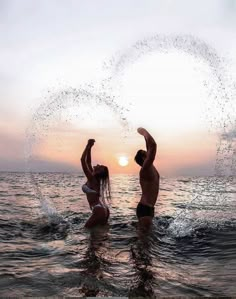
[24,50,220,176]
[28,122,217,176]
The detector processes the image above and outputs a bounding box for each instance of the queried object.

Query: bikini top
[82,184,108,212]
[82,184,98,194]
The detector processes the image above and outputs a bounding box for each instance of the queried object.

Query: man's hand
[137,127,147,136]
[87,139,95,147]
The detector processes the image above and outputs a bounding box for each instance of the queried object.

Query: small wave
[0,194,11,197]
[49,194,60,198]
[177,179,191,183]
[172,203,229,211]
[17,217,70,241]
[159,188,172,191]
[216,190,236,194]
[14,193,29,196]
[167,217,236,238]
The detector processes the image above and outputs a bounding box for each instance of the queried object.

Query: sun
[118,156,129,167]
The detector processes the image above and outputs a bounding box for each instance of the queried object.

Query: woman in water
[81,139,110,228]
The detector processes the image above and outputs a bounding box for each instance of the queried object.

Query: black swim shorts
[136,202,154,218]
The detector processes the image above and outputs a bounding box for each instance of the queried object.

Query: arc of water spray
[25,34,235,236]
[103,34,236,233]
[25,86,130,223]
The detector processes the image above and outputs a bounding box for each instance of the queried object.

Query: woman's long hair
[96,166,111,205]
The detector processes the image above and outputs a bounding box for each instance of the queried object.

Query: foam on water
[28,172,64,225]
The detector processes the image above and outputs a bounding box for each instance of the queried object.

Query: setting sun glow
[118,156,129,167]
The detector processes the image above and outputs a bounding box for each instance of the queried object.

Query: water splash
[103,33,236,236]
[25,34,236,235]
[25,85,130,221]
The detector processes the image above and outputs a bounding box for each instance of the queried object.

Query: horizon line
[0,170,229,178]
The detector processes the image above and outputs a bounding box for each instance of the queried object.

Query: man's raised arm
[137,128,156,169]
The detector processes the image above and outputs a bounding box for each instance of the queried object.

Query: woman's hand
[87,139,95,147]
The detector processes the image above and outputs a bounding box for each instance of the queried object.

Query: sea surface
[0,172,236,297]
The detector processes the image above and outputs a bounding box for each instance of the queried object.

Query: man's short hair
[134,149,145,166]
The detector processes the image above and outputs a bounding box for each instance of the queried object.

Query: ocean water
[0,172,236,297]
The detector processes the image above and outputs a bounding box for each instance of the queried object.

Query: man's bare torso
[139,165,159,207]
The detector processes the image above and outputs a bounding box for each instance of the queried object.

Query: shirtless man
[134,128,160,230]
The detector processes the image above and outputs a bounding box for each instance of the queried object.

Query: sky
[0,0,236,176]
